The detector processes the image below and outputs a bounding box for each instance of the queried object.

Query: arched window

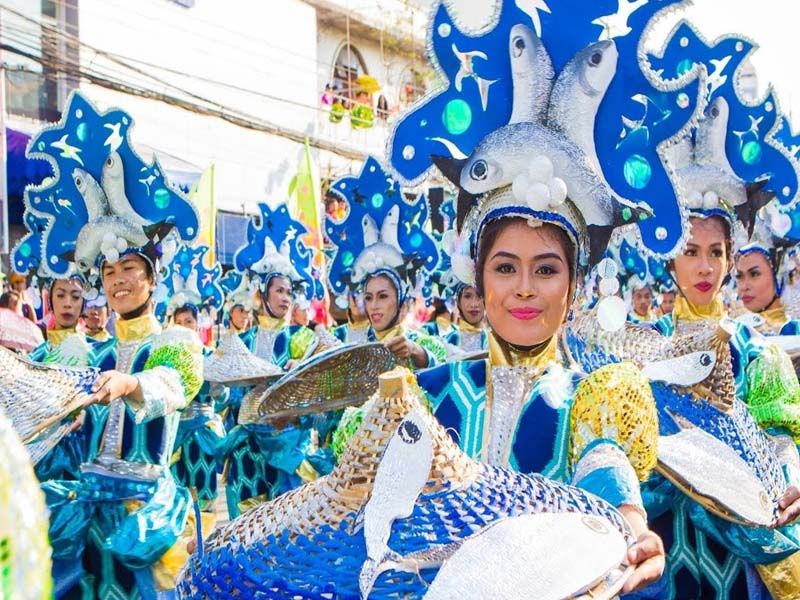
[399,66,427,107]
[333,44,368,103]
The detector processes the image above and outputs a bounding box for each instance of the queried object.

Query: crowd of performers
[7,1,800,599]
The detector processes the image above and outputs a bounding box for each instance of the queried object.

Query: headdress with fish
[389,0,711,271]
[162,245,224,318]
[220,269,259,314]
[326,156,439,303]
[651,21,800,238]
[12,91,199,289]
[233,202,321,309]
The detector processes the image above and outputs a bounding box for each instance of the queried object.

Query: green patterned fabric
[144,343,203,402]
[745,343,800,442]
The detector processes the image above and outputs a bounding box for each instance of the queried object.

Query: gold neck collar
[350,319,370,331]
[258,314,286,331]
[673,295,726,324]
[760,304,788,330]
[86,329,110,342]
[373,324,405,342]
[488,331,557,369]
[48,327,77,347]
[458,320,485,335]
[115,313,161,343]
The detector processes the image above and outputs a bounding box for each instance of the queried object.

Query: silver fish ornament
[694,97,737,174]
[101,152,149,227]
[508,23,554,125]
[74,215,149,272]
[72,167,110,221]
[360,408,433,599]
[461,122,621,227]
[547,40,618,178]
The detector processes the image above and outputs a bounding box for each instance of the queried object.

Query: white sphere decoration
[528,155,554,183]
[103,232,116,245]
[115,238,128,252]
[599,276,620,297]
[688,190,704,208]
[104,248,120,264]
[597,295,628,332]
[512,174,532,202]
[597,257,619,279]
[526,183,551,210]
[702,191,719,210]
[548,178,568,206]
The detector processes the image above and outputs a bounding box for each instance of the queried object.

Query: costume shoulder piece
[233,202,322,305]
[326,156,439,299]
[388,0,708,262]
[11,91,199,284]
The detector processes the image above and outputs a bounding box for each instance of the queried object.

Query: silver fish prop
[508,23,554,125]
[563,311,787,526]
[177,369,635,599]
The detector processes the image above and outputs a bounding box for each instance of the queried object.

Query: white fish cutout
[102,152,149,227]
[424,512,631,600]
[359,409,433,599]
[641,351,717,386]
[735,312,766,330]
[380,205,402,254]
[508,23,554,125]
[548,40,618,178]
[658,426,778,527]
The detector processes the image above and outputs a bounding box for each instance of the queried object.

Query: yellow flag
[190,164,216,262]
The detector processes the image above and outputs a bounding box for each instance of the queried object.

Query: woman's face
[736,252,777,313]
[174,309,198,331]
[632,287,653,317]
[457,286,485,326]
[660,291,676,315]
[83,305,108,333]
[51,279,83,329]
[101,254,154,317]
[364,275,399,332]
[672,217,730,307]
[263,276,292,319]
[481,221,571,347]
[230,305,250,331]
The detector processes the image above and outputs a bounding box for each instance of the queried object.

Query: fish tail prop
[359,558,380,599]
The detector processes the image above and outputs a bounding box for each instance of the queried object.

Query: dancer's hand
[619,506,666,593]
[777,485,800,526]
[90,370,140,405]
[385,336,427,368]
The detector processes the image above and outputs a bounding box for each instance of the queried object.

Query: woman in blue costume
[624,66,800,594]
[21,269,116,482]
[325,157,447,370]
[735,206,800,336]
[19,91,204,599]
[165,244,228,514]
[220,202,329,519]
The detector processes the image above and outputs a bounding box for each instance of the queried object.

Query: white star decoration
[592,0,648,41]
[515,0,551,37]
[103,122,124,153]
[51,134,84,166]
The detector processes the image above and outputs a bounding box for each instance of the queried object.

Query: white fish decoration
[641,351,717,386]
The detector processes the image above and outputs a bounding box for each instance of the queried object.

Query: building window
[399,66,427,107]
[2,0,79,122]
[332,43,368,105]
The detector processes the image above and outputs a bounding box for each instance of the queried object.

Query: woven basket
[203,332,284,387]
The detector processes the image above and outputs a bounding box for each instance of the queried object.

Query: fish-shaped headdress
[389,0,709,270]
[220,269,259,314]
[232,202,321,305]
[162,245,224,317]
[326,157,439,302]
[651,21,800,238]
[11,91,199,285]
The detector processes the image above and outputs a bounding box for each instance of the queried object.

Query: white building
[1,0,432,264]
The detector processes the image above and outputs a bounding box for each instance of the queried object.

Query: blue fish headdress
[388,0,707,267]
[162,245,224,317]
[326,156,439,302]
[11,91,199,283]
[220,269,259,314]
[651,21,800,237]
[233,202,320,306]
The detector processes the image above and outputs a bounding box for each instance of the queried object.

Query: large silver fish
[694,97,736,174]
[102,152,149,227]
[460,122,648,228]
[74,216,149,272]
[508,23,554,125]
[547,40,618,177]
[72,167,110,221]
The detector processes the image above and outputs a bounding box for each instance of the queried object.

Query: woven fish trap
[203,332,284,387]
[178,369,633,599]
[0,346,98,458]
[244,343,396,423]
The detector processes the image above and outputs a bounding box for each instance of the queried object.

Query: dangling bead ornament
[595,257,627,332]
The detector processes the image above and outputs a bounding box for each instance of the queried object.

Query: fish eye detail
[709,106,720,119]
[399,420,423,444]
[700,353,712,367]
[589,52,603,67]
[470,160,489,181]
[512,36,526,58]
